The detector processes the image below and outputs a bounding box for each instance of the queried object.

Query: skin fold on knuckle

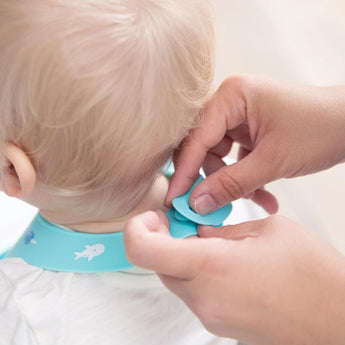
[214,169,245,204]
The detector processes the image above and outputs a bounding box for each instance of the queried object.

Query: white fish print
[74,244,105,261]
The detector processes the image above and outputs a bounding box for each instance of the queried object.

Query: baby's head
[0,0,214,222]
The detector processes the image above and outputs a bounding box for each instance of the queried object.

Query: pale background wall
[0,0,344,254]
[212,0,345,254]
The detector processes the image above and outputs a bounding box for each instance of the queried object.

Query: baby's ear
[1,143,36,198]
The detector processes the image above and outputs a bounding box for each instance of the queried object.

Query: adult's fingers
[124,211,211,280]
[249,188,279,214]
[198,218,269,240]
[202,151,227,176]
[236,146,279,214]
[165,82,246,207]
[189,144,278,215]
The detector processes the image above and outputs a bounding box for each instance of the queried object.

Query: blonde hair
[0,0,214,219]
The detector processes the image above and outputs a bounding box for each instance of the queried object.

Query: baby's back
[0,258,237,345]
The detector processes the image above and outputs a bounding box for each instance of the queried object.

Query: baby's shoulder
[0,258,68,344]
[0,257,43,284]
[0,259,39,344]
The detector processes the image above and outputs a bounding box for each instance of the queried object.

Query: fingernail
[193,194,218,215]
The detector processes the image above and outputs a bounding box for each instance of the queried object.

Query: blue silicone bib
[3,176,232,272]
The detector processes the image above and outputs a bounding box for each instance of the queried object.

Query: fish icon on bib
[74,244,105,261]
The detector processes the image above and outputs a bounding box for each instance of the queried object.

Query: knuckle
[215,169,245,203]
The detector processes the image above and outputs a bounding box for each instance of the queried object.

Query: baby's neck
[39,174,170,234]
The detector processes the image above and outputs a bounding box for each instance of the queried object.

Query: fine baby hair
[0,0,214,220]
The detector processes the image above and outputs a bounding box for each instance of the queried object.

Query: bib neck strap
[5,176,232,272]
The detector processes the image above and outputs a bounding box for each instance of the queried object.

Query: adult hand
[124,211,345,345]
[165,75,345,214]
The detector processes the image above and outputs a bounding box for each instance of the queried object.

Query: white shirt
[0,258,238,345]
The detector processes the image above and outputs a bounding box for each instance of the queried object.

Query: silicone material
[168,176,232,238]
[5,213,130,272]
[3,176,232,272]
[172,176,232,226]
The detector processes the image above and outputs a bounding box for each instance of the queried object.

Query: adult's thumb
[190,150,275,215]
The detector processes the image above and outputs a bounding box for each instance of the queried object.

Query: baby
[0,0,255,344]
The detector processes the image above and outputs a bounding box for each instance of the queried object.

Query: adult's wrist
[319,85,345,165]
[249,77,345,173]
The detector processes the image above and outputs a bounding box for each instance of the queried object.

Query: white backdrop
[212,0,345,254]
